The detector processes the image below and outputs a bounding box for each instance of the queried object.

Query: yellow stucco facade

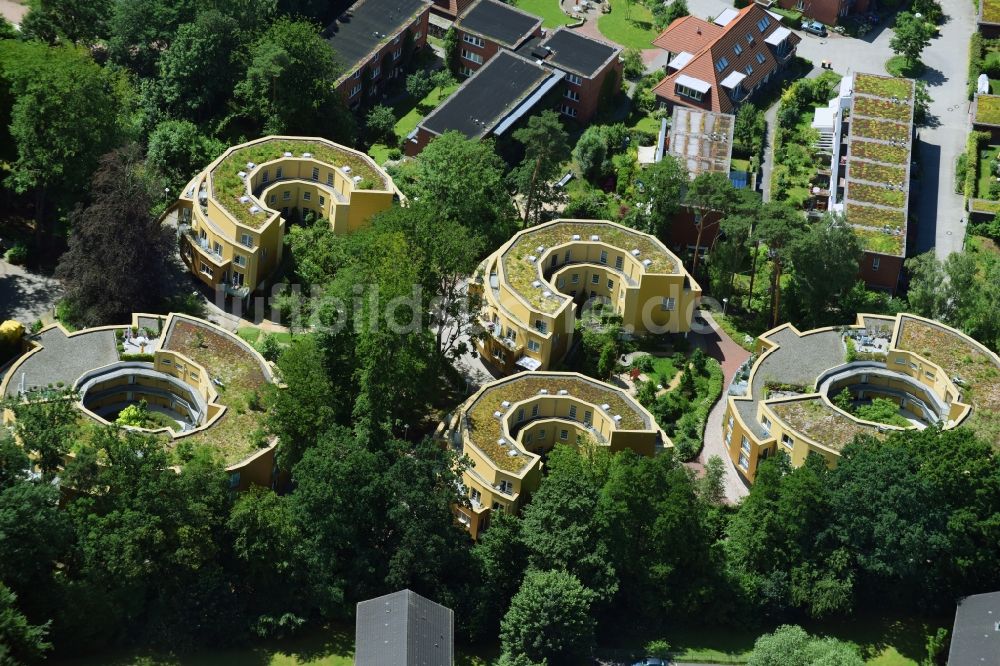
[473,219,701,374]
[167,136,400,298]
[723,313,1000,483]
[435,371,671,538]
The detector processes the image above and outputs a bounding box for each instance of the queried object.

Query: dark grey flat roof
[456,0,541,48]
[948,591,1000,665]
[326,0,431,74]
[421,50,552,139]
[355,589,453,666]
[541,27,619,78]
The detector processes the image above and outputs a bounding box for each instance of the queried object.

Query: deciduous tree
[512,111,570,225]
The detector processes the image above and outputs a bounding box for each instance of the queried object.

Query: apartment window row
[567,73,583,86]
[349,83,362,98]
[559,104,578,117]
[459,66,474,77]
[461,49,484,64]
[661,297,676,311]
[564,89,580,102]
[462,33,485,47]
[676,83,704,101]
[715,56,729,72]
[757,15,771,31]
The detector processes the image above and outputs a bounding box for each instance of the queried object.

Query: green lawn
[514,0,571,27]
[368,81,461,164]
[976,144,1000,198]
[629,113,661,134]
[597,0,658,49]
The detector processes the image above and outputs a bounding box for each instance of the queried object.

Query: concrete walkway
[690,311,751,503]
[0,259,62,326]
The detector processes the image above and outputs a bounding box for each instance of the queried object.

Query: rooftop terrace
[500,220,679,313]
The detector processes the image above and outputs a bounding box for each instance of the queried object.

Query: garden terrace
[464,373,649,471]
[852,225,905,254]
[501,220,678,313]
[769,397,879,452]
[161,317,273,465]
[849,161,907,186]
[853,74,914,101]
[853,96,912,122]
[975,94,1000,126]
[852,117,911,143]
[210,138,388,229]
[850,140,909,165]
[846,182,906,207]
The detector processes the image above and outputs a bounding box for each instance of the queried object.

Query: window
[261,169,270,184]
[599,250,608,264]
[738,453,750,470]
[761,416,771,433]
[746,32,755,44]
[303,191,311,201]
[499,479,513,494]
[740,436,751,454]
[756,52,767,65]
[591,274,599,284]
[491,501,505,512]
[349,83,362,97]
[559,429,569,440]
[564,89,580,101]
[311,167,319,181]
[676,83,704,101]
[615,255,623,270]
[782,434,794,448]
[199,262,212,277]
[414,31,422,40]
[470,487,482,504]
[726,427,732,445]
[261,248,267,260]
[463,33,485,47]
[745,64,754,76]
[353,69,362,79]
[369,85,377,96]
[534,320,547,334]
[531,404,539,417]
[326,173,334,186]
[538,429,546,438]
[571,273,580,283]
[569,405,577,419]
[240,233,253,248]
[212,241,223,257]
[459,66,474,77]
[234,254,246,267]
[392,48,402,61]
[517,408,525,422]
[757,15,771,31]
[371,66,380,78]
[607,278,614,289]
[872,256,880,271]
[528,340,541,352]
[661,297,676,311]
[282,190,291,200]
[232,271,245,287]
[461,49,483,64]
[269,194,276,203]
[559,105,578,117]
[734,43,743,56]
[567,73,583,85]
[319,196,325,206]
[583,410,592,426]
[715,56,729,72]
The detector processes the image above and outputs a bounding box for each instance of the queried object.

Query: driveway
[690,311,750,504]
[0,0,26,25]
[0,260,62,326]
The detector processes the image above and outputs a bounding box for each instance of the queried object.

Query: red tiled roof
[652,15,722,53]
[652,4,800,114]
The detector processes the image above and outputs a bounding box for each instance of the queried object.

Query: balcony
[183,228,228,267]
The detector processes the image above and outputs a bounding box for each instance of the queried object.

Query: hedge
[965,130,992,202]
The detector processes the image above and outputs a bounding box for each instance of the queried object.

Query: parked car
[802,20,827,36]
[631,659,666,666]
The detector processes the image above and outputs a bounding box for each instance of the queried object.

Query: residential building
[525,27,622,121]
[453,0,542,77]
[325,0,432,109]
[774,0,870,27]
[436,372,670,538]
[723,313,1000,483]
[472,219,701,374]
[0,313,283,491]
[355,590,453,666]
[651,5,800,114]
[169,136,399,298]
[406,50,563,156]
[812,72,914,293]
[948,591,1000,665]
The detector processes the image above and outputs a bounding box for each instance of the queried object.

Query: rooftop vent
[246,162,256,169]
[557,389,568,395]
[237,171,248,179]
[342,166,352,174]
[302,152,313,158]
[528,255,537,262]
[539,389,549,394]
[501,400,511,408]
[283,151,293,157]
[493,411,503,418]
[249,206,261,213]
[642,259,652,268]
[353,175,363,184]
[631,249,641,256]
[601,403,611,411]
[591,234,600,241]
[532,280,542,288]
[239,196,250,203]
[543,290,553,298]
[507,449,519,457]
[536,246,545,253]
[497,438,507,446]
[572,234,581,240]
[613,414,622,423]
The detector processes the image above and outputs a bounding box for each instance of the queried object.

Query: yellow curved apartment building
[724,313,1000,483]
[472,219,702,374]
[435,371,671,538]
[169,136,400,299]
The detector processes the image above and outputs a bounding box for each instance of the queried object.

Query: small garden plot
[853,73,913,100]
[976,94,1000,125]
[850,140,909,164]
[853,226,904,254]
[849,161,906,186]
[846,203,905,229]
[852,117,910,143]
[848,182,906,207]
[853,95,912,122]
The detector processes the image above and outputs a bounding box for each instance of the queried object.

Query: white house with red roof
[651,5,800,114]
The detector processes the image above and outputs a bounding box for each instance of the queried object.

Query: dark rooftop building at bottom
[355,589,454,666]
[948,591,1000,665]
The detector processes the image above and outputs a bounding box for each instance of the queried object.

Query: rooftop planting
[769,397,879,452]
[853,95,912,122]
[971,198,1000,214]
[847,182,906,207]
[846,202,905,228]
[976,94,1000,125]
[162,319,271,465]
[853,73,914,101]
[850,140,909,164]
[852,225,905,255]
[984,0,1000,23]
[211,138,387,229]
[466,374,648,472]
[849,161,907,186]
[852,117,911,143]
[502,221,677,313]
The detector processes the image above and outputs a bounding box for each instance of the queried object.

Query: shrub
[366,104,396,144]
[116,400,151,427]
[387,147,402,160]
[120,352,155,362]
[4,243,27,265]
[622,48,644,79]
[257,333,281,361]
